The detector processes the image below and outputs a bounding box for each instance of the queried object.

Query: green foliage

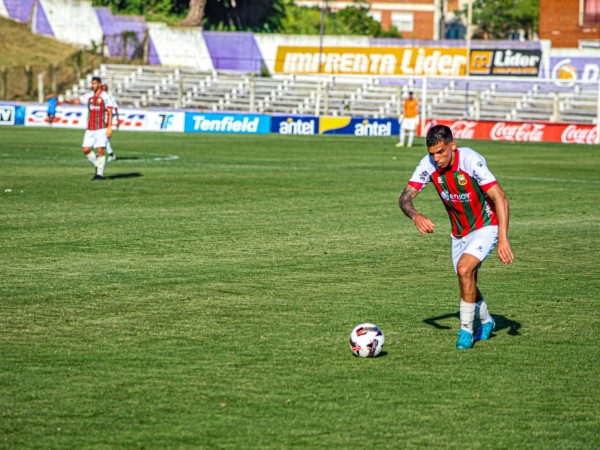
[93,0,399,36]
[460,0,539,39]
[282,0,399,37]
[202,0,286,33]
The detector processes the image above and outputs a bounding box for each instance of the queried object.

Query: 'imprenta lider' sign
[274,46,468,76]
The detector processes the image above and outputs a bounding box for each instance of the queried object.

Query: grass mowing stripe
[0,128,599,449]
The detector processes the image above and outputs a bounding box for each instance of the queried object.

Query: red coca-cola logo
[449,120,478,139]
[561,125,598,144]
[491,122,545,142]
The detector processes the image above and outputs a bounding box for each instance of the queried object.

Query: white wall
[40,0,103,47]
[148,23,213,70]
[0,1,9,18]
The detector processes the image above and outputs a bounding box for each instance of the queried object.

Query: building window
[368,10,382,23]
[391,12,414,32]
[584,0,600,23]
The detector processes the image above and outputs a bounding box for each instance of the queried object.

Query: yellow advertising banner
[274,46,468,76]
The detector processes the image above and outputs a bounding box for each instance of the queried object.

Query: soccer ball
[349,323,385,357]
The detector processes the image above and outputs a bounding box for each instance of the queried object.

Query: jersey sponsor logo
[491,122,545,142]
[0,106,15,125]
[440,191,472,203]
[457,174,468,186]
[561,125,598,144]
[418,170,429,182]
[471,171,483,184]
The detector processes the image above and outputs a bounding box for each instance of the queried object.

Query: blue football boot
[474,318,495,342]
[456,329,474,350]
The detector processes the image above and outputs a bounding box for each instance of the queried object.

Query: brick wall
[540,0,600,47]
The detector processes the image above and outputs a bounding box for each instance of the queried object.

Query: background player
[60,76,113,180]
[396,91,419,148]
[399,125,513,349]
[102,84,119,161]
[46,92,58,126]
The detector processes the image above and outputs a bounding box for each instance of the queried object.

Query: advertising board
[469,49,542,77]
[275,46,467,76]
[542,56,600,82]
[184,112,271,134]
[0,105,16,126]
[424,119,598,144]
[319,117,400,136]
[271,115,319,135]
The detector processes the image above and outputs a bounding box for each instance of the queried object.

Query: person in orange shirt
[396,91,419,148]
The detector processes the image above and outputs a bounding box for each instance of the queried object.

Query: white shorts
[401,117,418,132]
[82,129,108,149]
[451,225,498,273]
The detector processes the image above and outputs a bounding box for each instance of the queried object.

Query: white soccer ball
[349,323,385,357]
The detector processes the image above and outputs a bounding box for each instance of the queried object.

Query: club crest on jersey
[457,174,468,186]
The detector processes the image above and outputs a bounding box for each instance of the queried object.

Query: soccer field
[1,127,599,449]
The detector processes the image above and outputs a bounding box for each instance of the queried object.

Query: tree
[180,0,206,26]
[281,0,399,37]
[460,0,539,40]
[202,0,285,32]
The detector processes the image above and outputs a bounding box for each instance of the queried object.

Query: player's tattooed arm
[400,185,435,234]
[399,185,421,219]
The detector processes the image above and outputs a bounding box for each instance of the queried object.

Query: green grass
[1,127,599,449]
[0,17,77,67]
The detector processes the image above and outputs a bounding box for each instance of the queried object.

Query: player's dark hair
[426,125,453,148]
[91,76,102,83]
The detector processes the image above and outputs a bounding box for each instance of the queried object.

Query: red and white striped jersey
[78,91,113,131]
[408,147,498,238]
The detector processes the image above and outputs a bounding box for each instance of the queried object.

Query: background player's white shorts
[451,225,498,273]
[82,129,108,149]
[401,117,418,131]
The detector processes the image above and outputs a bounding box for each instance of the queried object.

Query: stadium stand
[64,64,599,124]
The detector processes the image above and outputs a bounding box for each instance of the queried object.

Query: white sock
[408,131,415,147]
[106,140,113,156]
[86,151,98,167]
[476,299,493,324]
[460,300,476,334]
[399,129,406,145]
[97,155,106,176]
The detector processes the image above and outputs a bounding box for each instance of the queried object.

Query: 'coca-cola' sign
[491,122,545,142]
[561,125,598,144]
[449,120,478,140]
[422,119,597,145]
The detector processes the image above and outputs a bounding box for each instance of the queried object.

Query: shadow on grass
[104,172,143,180]
[110,156,139,161]
[352,351,388,359]
[424,312,521,337]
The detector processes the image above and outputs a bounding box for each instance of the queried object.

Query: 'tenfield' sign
[274,46,467,76]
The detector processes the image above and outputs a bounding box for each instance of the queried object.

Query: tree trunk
[181,0,206,27]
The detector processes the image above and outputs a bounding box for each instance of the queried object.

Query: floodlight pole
[319,1,326,74]
[596,80,600,144]
[465,0,473,118]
